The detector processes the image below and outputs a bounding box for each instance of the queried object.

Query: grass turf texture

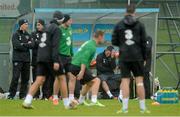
[0,99,179,116]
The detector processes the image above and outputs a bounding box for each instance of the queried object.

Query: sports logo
[125,29,134,46]
[39,33,47,48]
[25,35,29,40]
[66,37,71,46]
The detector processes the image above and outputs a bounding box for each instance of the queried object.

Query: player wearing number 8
[112,4,150,114]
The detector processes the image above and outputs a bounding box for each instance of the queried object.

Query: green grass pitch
[0,99,179,116]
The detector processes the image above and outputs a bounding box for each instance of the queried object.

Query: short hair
[126,4,136,14]
[94,30,104,38]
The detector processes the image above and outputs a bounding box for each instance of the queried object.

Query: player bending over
[68,30,105,107]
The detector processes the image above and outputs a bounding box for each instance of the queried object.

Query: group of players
[9,3,150,113]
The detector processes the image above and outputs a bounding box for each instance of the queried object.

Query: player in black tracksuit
[31,19,51,99]
[112,4,149,113]
[8,19,34,99]
[96,46,120,99]
[23,11,76,109]
[31,19,45,83]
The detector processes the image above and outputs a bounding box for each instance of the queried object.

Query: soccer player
[31,19,45,99]
[68,30,105,107]
[22,11,77,109]
[8,19,33,99]
[112,4,150,113]
[52,14,74,105]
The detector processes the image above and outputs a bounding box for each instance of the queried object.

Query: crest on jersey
[39,33,47,48]
[25,35,29,40]
[125,29,135,46]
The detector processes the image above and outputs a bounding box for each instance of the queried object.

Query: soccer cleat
[89,101,105,107]
[53,99,59,105]
[116,108,128,114]
[22,102,34,109]
[77,100,90,106]
[140,109,151,114]
[83,101,91,106]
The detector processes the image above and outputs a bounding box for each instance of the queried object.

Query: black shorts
[119,61,144,78]
[98,74,121,81]
[69,64,95,85]
[55,54,72,76]
[36,62,54,78]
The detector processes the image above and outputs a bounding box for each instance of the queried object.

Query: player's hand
[53,63,59,71]
[77,71,84,80]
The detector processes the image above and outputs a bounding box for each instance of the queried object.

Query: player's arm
[12,33,27,51]
[77,48,95,80]
[31,32,39,48]
[22,34,35,49]
[51,26,60,70]
[77,64,86,80]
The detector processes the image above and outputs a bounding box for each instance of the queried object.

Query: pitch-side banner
[72,24,92,41]
[0,0,20,17]
[0,0,31,17]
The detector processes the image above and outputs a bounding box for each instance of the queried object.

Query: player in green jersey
[69,30,105,107]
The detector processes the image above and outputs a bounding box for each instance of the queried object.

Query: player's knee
[35,78,45,86]
[69,76,76,82]
[102,80,107,85]
[136,82,144,87]
[94,77,100,84]
[59,77,66,83]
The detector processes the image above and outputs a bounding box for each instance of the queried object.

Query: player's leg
[133,61,150,113]
[90,78,100,103]
[68,72,76,101]
[23,63,46,108]
[135,76,150,113]
[32,65,40,99]
[100,75,114,98]
[8,62,22,99]
[20,62,30,99]
[89,77,105,107]
[56,66,78,109]
[23,75,45,108]
[78,82,93,104]
[121,78,130,109]
[117,62,131,113]
[57,74,70,108]
[52,77,60,105]
[118,81,123,102]
[78,69,94,104]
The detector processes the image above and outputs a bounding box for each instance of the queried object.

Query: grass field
[0,99,179,116]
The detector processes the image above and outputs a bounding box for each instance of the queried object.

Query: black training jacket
[96,51,116,75]
[36,20,60,63]
[12,29,33,62]
[112,15,147,62]
[31,30,43,66]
